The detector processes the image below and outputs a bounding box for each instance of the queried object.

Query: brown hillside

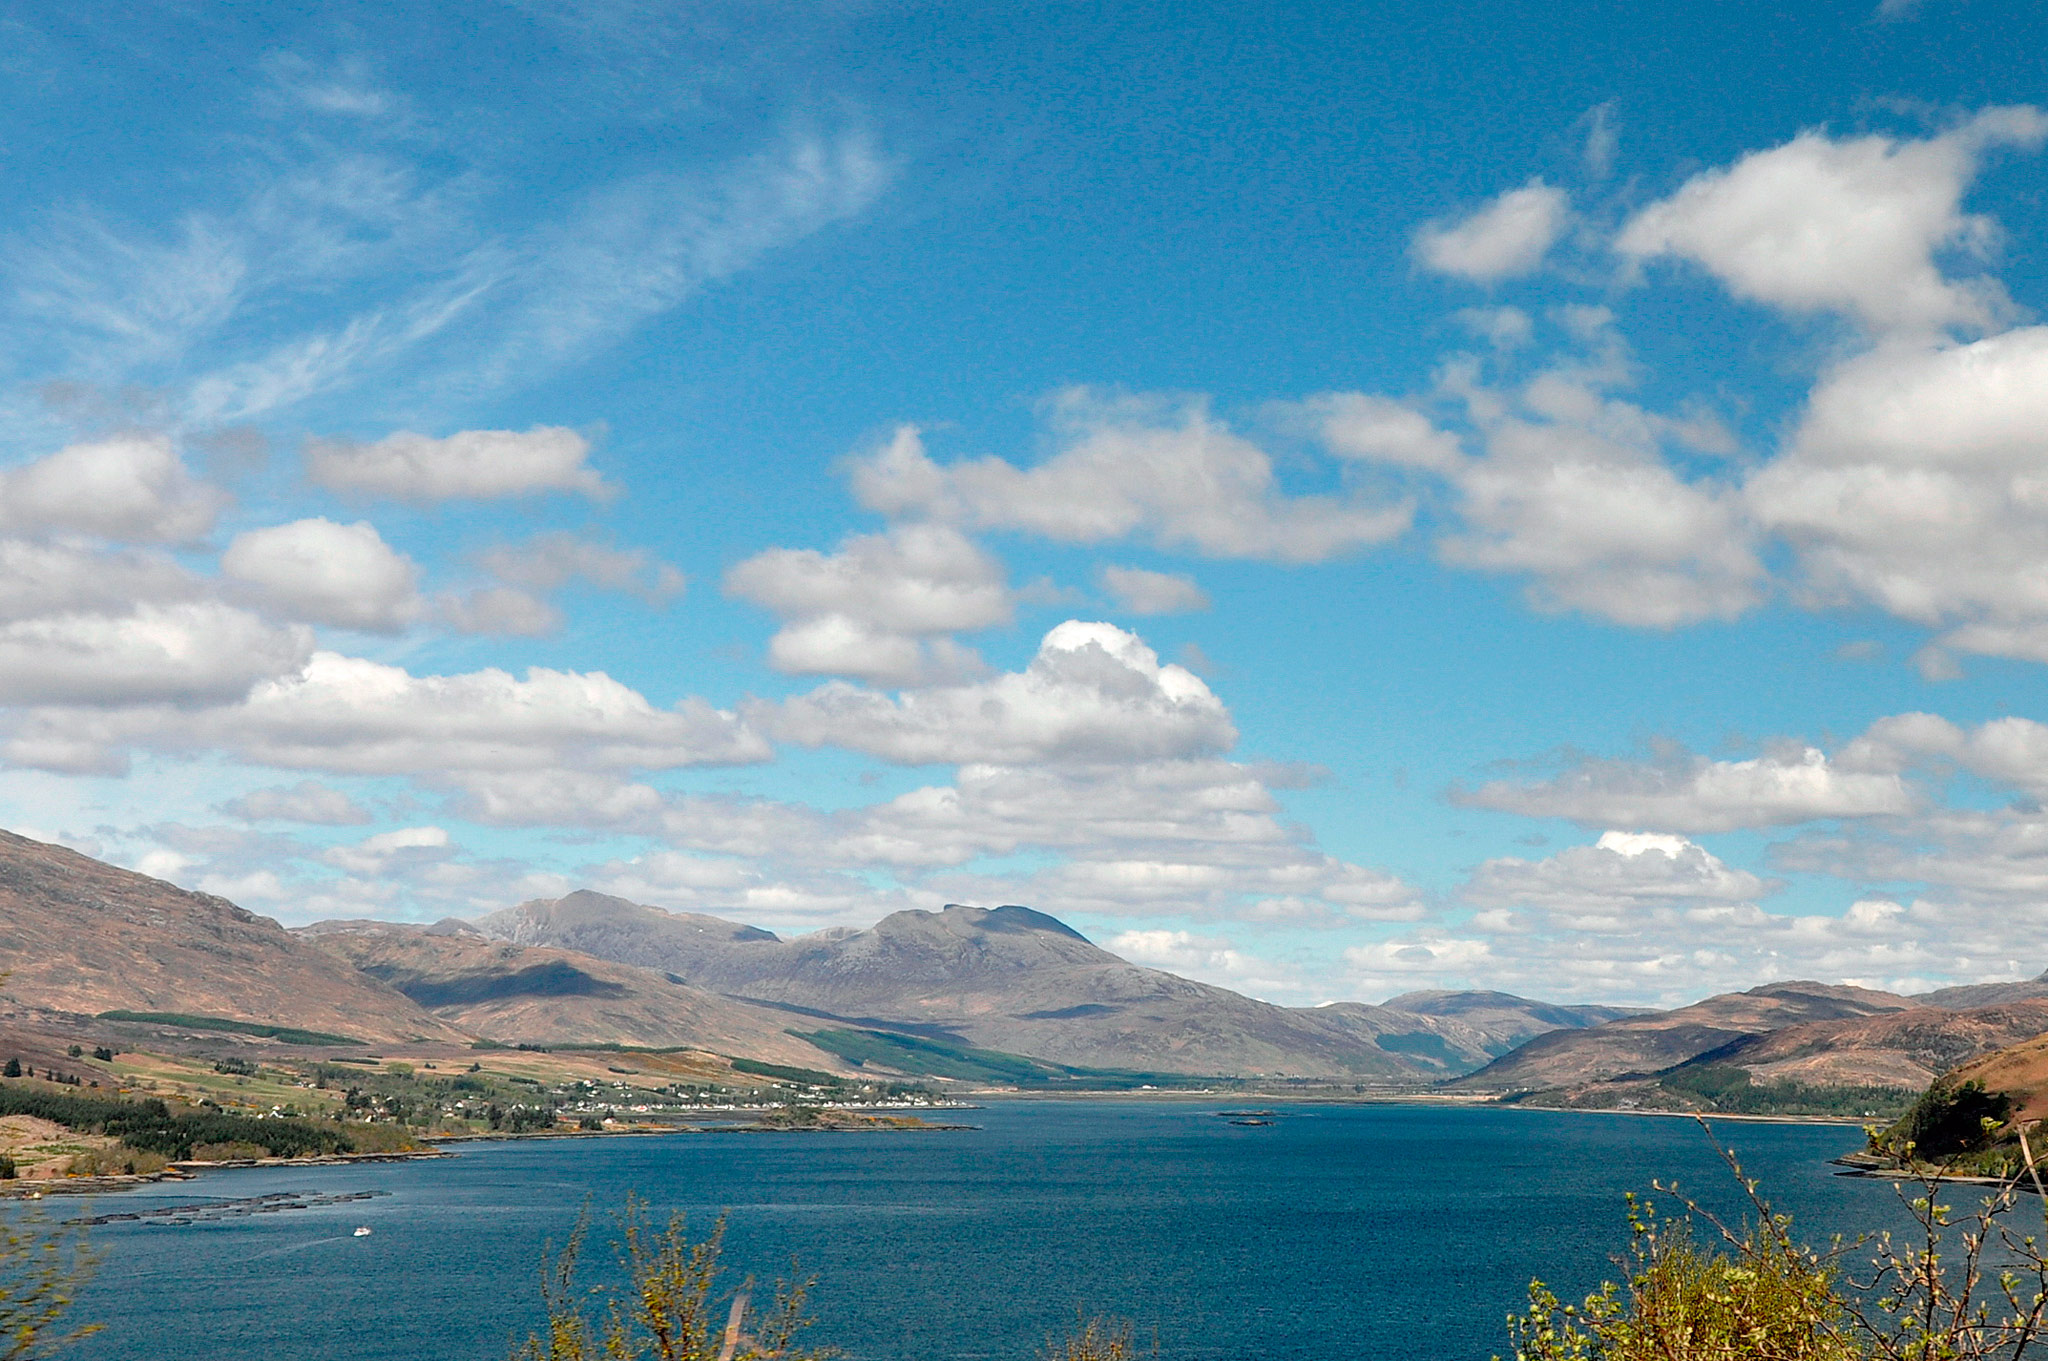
[1945,1029,2048,1124]
[1452,981,1918,1091]
[476,891,1620,1080]
[0,828,462,1044]
[299,920,850,1071]
[1684,1000,2048,1090]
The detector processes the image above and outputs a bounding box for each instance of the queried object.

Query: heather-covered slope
[1915,968,2048,1010]
[1451,981,1919,1091]
[1378,990,1646,1055]
[477,892,1610,1079]
[298,920,849,1069]
[0,828,462,1045]
[1675,999,2048,1090]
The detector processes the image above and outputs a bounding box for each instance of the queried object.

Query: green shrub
[0,1082,350,1160]
[1507,1199,1853,1361]
[511,1198,828,1361]
[1508,1119,2048,1361]
[1887,1078,2012,1159]
[0,1205,98,1357]
[1044,1318,1138,1361]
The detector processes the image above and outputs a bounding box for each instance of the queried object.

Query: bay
[62,1101,1906,1360]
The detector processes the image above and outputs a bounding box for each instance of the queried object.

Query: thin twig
[718,1290,749,1361]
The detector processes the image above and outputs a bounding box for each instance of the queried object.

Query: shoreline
[0,1113,978,1196]
[973,1086,1874,1128]
[0,1148,451,1198]
[0,1093,1875,1199]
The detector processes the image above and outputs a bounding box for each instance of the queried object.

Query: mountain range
[1450,973,2048,1104]
[1,826,2045,1111]
[0,829,463,1045]
[472,890,1630,1078]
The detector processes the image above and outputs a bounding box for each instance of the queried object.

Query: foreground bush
[1508,1117,2048,1361]
[0,1207,96,1360]
[512,1197,829,1361]
[1044,1317,1139,1361]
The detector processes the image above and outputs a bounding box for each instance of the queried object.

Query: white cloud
[1291,393,1466,473]
[605,753,1425,935]
[219,780,373,825]
[1107,929,1265,985]
[305,426,607,502]
[1,650,772,779]
[1582,102,1619,179]
[0,539,195,622]
[325,824,453,874]
[0,601,311,708]
[1334,832,1996,1003]
[477,531,684,604]
[848,395,1412,564]
[451,770,667,828]
[1428,336,1763,626]
[1749,329,2048,656]
[222,517,421,631]
[1288,320,1761,630]
[763,620,1235,766]
[1465,833,1770,917]
[457,128,891,396]
[1459,743,1915,832]
[438,586,564,637]
[1413,181,1571,281]
[725,524,1008,684]
[220,652,771,776]
[1617,108,2048,334]
[1098,565,1209,616]
[0,435,223,542]
[1845,711,2048,794]
[761,618,986,688]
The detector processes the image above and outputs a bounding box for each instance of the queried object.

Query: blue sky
[5,0,2048,1005]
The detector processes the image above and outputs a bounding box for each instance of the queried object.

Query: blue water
[60,1102,1904,1361]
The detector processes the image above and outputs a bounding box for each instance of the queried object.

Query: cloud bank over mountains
[4,13,2048,1009]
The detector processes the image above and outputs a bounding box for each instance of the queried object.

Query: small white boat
[352,1226,372,1237]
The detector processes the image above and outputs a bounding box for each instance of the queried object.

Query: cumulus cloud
[1098,565,1209,616]
[567,753,1425,936]
[221,517,421,631]
[1330,830,2017,1004]
[848,394,1412,564]
[1459,743,1915,832]
[1465,832,1771,917]
[477,531,684,605]
[305,426,608,502]
[0,602,311,708]
[0,435,224,542]
[1749,329,2048,658]
[2,651,772,779]
[763,620,1236,766]
[0,540,195,623]
[438,586,564,637]
[324,825,453,874]
[451,770,667,828]
[1299,326,1762,628]
[219,780,373,825]
[1106,929,1275,987]
[1413,181,1571,281]
[1290,393,1467,473]
[1844,711,2048,794]
[219,652,771,776]
[1617,108,2048,334]
[726,524,1008,684]
[1437,360,1762,626]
